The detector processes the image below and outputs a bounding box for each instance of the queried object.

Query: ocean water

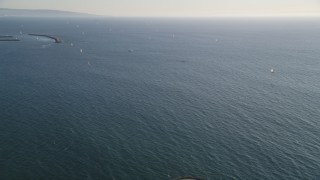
[1,17,320,179]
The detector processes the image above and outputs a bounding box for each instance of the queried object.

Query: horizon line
[1,7,320,18]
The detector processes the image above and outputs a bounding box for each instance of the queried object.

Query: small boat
[271,68,274,73]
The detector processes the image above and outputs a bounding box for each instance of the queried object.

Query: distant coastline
[0,8,97,17]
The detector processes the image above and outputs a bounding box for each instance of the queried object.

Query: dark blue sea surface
[1,17,320,179]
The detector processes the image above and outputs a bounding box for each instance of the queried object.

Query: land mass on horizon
[0,8,96,17]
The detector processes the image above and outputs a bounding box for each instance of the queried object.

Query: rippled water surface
[1,17,320,179]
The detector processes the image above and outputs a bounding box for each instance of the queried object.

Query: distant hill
[0,8,96,17]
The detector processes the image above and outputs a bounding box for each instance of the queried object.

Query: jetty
[0,39,20,41]
[0,35,20,41]
[0,35,14,38]
[28,33,62,43]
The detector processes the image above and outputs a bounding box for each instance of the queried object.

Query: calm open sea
[1,17,320,179]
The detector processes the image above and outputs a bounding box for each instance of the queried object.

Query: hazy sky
[1,0,320,16]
